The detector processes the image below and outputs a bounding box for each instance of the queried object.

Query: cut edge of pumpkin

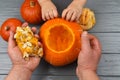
[44,23,75,54]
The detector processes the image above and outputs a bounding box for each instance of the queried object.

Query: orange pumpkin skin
[40,18,83,66]
[1,18,22,41]
[21,0,42,24]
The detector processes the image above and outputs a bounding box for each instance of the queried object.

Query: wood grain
[1,53,120,76]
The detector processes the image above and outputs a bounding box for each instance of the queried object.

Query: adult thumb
[81,31,91,50]
[8,31,16,50]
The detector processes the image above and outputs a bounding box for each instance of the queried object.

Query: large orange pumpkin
[40,18,83,66]
[1,18,22,41]
[21,0,42,24]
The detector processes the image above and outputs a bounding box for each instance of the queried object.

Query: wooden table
[0,0,120,80]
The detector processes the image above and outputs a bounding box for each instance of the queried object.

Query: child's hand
[62,0,85,22]
[76,31,101,77]
[38,0,58,21]
[8,22,41,72]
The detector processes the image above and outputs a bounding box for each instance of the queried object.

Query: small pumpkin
[1,18,22,41]
[40,18,83,66]
[21,0,42,24]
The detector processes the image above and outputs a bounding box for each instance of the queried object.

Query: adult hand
[76,31,101,78]
[8,22,41,72]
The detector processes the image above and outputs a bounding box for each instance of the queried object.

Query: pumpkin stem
[5,26,10,31]
[30,1,35,7]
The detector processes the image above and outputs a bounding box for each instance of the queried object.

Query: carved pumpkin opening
[47,25,74,52]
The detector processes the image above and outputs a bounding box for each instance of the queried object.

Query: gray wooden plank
[90,13,120,32]
[1,75,120,80]
[1,33,120,53]
[85,0,120,13]
[53,0,120,13]
[1,53,120,76]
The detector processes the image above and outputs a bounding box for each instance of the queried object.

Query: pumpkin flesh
[47,25,74,52]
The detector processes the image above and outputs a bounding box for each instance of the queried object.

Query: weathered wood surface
[0,75,120,80]
[1,53,120,76]
[1,0,120,80]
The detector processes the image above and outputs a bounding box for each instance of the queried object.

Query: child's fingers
[76,14,80,22]
[66,10,73,21]
[53,9,58,18]
[42,11,46,21]
[49,10,54,19]
[62,9,69,19]
[45,12,50,20]
[70,11,77,21]
[76,11,82,21]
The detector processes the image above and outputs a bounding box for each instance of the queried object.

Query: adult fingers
[31,27,37,34]
[88,34,101,53]
[22,22,28,27]
[8,31,16,50]
[81,31,91,51]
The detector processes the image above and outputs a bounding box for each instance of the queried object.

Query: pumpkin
[40,18,83,66]
[21,0,42,24]
[79,8,96,30]
[1,18,22,41]
[14,26,43,59]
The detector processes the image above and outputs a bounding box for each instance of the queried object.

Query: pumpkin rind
[40,18,83,66]
[21,0,42,24]
[1,18,22,41]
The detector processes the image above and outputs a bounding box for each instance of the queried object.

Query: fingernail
[82,31,88,36]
